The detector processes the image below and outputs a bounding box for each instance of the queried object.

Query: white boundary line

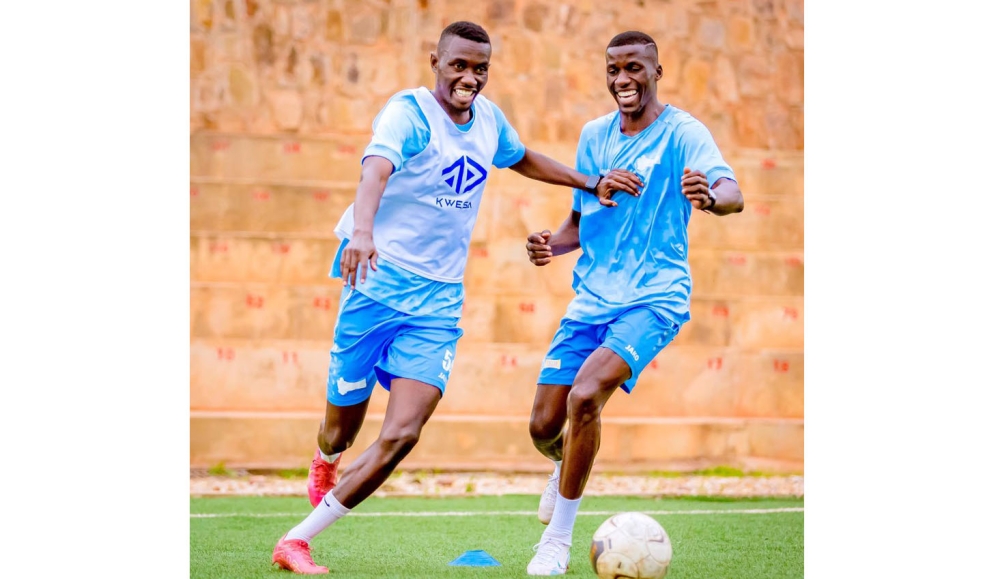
[191,507,803,519]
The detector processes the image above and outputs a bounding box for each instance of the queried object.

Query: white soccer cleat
[538,472,559,525]
[527,537,570,575]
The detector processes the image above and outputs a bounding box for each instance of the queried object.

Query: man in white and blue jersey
[271,21,644,574]
[523,31,745,575]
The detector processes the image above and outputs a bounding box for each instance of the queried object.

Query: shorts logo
[336,377,367,395]
[441,349,454,372]
[441,156,486,194]
[624,344,640,362]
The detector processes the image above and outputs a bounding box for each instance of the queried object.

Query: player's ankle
[541,529,572,546]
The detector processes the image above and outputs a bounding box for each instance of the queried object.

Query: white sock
[286,491,351,543]
[542,493,581,545]
[319,448,341,463]
[552,460,562,476]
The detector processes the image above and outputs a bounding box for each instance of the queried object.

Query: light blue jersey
[331,89,526,318]
[565,106,736,325]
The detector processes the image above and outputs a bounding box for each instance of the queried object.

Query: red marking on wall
[282,351,299,365]
[500,354,518,367]
[519,302,535,313]
[712,304,729,317]
[313,297,331,310]
[246,294,264,308]
[783,307,799,320]
[211,140,230,151]
[271,242,290,254]
[338,144,357,155]
[785,256,803,267]
[513,197,531,208]
[753,205,771,216]
[650,359,659,370]
[216,347,235,360]
[209,242,228,253]
[313,190,330,201]
[283,142,301,154]
[773,359,790,373]
[761,158,776,170]
[253,190,271,201]
[190,187,199,197]
[471,247,489,258]
[707,357,723,370]
[727,255,747,266]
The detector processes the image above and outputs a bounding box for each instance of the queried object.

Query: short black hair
[440,21,491,46]
[607,31,658,57]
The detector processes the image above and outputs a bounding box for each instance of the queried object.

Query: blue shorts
[537,306,681,393]
[326,289,463,406]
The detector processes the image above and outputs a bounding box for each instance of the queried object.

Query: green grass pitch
[191,495,803,578]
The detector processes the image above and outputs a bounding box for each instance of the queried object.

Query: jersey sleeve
[488,101,527,168]
[676,119,736,187]
[362,94,431,172]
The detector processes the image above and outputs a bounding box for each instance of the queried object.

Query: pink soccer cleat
[307,448,341,507]
[272,535,329,575]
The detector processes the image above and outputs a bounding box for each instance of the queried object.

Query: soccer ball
[589,512,672,579]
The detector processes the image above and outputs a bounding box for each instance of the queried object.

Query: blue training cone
[448,550,501,567]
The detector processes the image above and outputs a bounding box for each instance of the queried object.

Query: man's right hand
[340,233,379,288]
[594,169,644,207]
[526,230,553,266]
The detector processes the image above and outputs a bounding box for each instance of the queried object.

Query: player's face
[430,36,491,121]
[605,44,662,115]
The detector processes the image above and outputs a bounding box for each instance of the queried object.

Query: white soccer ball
[589,512,672,579]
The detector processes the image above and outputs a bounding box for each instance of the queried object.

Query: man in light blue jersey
[270,21,643,575]
[523,31,745,575]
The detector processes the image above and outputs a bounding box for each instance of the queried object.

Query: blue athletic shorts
[326,289,463,406]
[537,306,681,393]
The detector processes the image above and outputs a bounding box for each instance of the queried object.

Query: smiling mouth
[617,89,638,100]
[454,87,476,98]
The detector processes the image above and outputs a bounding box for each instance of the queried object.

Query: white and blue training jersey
[565,106,736,326]
[333,87,526,318]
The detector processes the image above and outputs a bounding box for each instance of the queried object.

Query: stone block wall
[190,0,804,473]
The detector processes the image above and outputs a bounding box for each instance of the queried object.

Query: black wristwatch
[584,174,603,193]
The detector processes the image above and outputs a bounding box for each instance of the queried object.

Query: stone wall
[190,0,804,473]
[190,0,803,149]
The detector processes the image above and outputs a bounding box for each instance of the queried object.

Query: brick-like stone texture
[190,0,803,150]
[190,0,805,471]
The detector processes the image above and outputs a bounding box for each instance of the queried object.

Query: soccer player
[270,21,643,575]
[522,31,744,575]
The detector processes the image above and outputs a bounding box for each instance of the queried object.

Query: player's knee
[377,423,422,456]
[567,386,602,423]
[528,411,562,442]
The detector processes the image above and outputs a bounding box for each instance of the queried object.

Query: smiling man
[522,31,745,575]
[269,21,643,575]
